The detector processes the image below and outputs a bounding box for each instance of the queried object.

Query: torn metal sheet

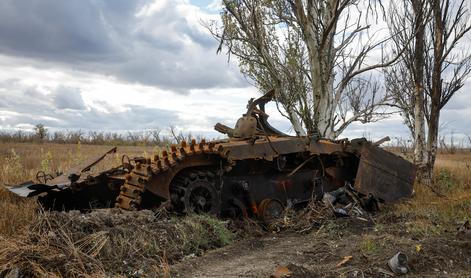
[6,181,57,197]
[46,146,117,187]
[354,144,416,202]
[5,147,118,200]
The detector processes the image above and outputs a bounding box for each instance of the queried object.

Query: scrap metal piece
[233,116,257,139]
[271,266,293,278]
[388,252,409,275]
[373,136,391,146]
[6,181,56,197]
[5,147,119,203]
[354,144,416,202]
[45,146,118,187]
[258,198,284,223]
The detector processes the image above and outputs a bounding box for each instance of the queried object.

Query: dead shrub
[269,201,333,233]
[0,209,234,277]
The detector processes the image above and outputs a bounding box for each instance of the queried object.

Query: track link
[115,139,226,210]
[115,159,152,210]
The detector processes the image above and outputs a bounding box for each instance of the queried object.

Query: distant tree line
[0,124,207,146]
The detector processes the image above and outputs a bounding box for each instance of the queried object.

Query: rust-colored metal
[6,147,119,198]
[258,199,284,223]
[354,143,415,202]
[5,91,416,215]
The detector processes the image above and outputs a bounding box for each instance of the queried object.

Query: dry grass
[0,191,37,237]
[0,142,162,184]
[386,152,471,238]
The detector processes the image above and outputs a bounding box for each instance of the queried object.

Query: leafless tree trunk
[426,0,443,181]
[386,0,470,183]
[424,0,471,181]
[411,0,427,178]
[385,0,429,179]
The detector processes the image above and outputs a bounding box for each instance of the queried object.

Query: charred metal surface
[4,91,416,217]
[6,147,126,210]
[217,137,308,161]
[47,147,118,187]
[6,181,53,198]
[354,144,416,202]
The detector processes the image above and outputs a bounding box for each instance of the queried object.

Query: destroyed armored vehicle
[5,92,416,221]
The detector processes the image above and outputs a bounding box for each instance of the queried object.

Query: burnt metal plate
[6,181,57,197]
[219,137,308,161]
[48,146,117,186]
[354,144,416,202]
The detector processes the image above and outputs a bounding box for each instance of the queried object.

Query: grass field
[0,143,470,276]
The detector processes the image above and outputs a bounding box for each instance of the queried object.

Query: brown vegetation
[0,210,234,277]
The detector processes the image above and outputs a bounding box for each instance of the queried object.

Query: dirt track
[172,219,471,277]
[172,233,326,277]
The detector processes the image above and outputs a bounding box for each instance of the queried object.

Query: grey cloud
[0,83,182,131]
[51,105,180,131]
[0,86,52,115]
[0,0,116,61]
[0,105,181,131]
[52,86,86,110]
[440,109,471,135]
[0,0,246,91]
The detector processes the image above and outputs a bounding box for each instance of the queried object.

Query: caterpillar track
[115,139,227,211]
[6,91,416,219]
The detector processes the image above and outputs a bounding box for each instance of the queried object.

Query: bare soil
[172,217,471,277]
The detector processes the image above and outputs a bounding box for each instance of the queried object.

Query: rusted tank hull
[4,139,415,215]
[3,93,416,216]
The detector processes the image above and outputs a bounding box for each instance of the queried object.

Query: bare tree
[385,0,429,178]
[210,0,400,138]
[34,124,48,141]
[169,125,185,144]
[150,128,162,145]
[425,0,471,180]
[386,0,471,181]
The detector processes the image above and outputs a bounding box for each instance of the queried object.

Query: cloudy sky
[0,0,470,144]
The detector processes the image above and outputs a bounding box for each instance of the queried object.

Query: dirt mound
[0,209,234,277]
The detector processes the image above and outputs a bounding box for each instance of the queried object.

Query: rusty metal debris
[4,92,416,218]
[8,147,119,197]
